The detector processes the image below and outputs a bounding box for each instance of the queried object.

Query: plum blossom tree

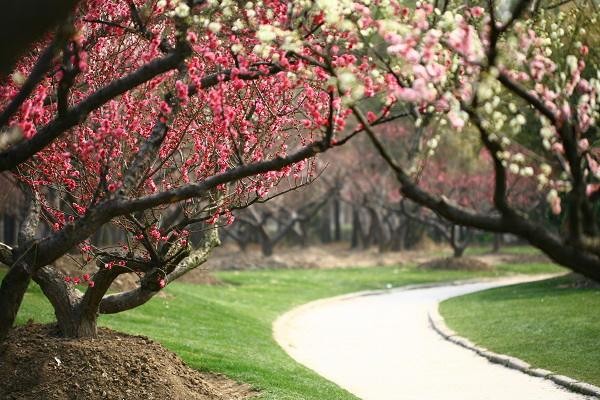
[401,136,542,257]
[254,0,600,280]
[0,0,359,339]
[2,0,424,339]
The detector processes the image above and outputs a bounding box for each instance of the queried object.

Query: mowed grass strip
[440,275,600,386]
[11,261,563,399]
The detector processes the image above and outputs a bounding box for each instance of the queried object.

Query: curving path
[274,276,592,400]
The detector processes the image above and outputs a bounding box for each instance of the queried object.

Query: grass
[464,244,544,256]
[440,275,600,386]
[11,260,563,399]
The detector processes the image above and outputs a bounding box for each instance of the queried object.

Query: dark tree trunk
[53,309,98,338]
[492,233,502,253]
[298,222,309,248]
[32,266,99,338]
[261,239,274,257]
[73,315,97,337]
[390,224,406,251]
[450,226,471,258]
[333,197,341,242]
[453,245,466,258]
[319,207,332,244]
[351,207,361,249]
[365,207,380,249]
[0,263,31,340]
[3,215,16,246]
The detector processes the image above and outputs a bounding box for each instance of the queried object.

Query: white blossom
[566,55,578,74]
[256,25,277,43]
[208,22,222,33]
[174,2,190,18]
[521,166,534,177]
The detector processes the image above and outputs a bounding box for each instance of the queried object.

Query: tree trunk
[298,222,308,248]
[365,207,382,250]
[390,224,405,251]
[453,245,466,258]
[319,206,332,243]
[333,197,341,241]
[450,226,469,258]
[350,207,361,249]
[492,233,502,253]
[32,265,99,338]
[73,315,97,337]
[54,309,98,338]
[450,225,461,258]
[0,263,31,340]
[261,239,274,256]
[2,215,16,246]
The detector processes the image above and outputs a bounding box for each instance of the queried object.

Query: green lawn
[464,244,544,256]
[12,261,563,399]
[440,275,600,386]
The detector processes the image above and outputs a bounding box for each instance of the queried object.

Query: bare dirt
[0,323,257,400]
[417,256,494,271]
[192,242,550,273]
[201,242,447,271]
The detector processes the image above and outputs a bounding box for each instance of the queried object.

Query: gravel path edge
[429,305,600,398]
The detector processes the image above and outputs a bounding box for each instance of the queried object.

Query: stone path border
[428,305,600,398]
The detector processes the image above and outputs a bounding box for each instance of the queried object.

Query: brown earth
[200,242,449,271]
[417,256,494,271]
[192,242,550,273]
[0,323,257,400]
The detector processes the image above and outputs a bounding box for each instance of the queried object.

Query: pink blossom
[586,184,600,197]
[551,142,564,154]
[470,6,484,17]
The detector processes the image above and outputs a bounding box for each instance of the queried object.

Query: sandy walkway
[274,276,592,400]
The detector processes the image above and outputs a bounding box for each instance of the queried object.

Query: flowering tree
[402,139,542,256]
[249,0,600,280]
[2,0,425,339]
[0,0,362,339]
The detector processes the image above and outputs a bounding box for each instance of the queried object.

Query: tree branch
[0,48,187,171]
[0,39,60,128]
[0,242,12,265]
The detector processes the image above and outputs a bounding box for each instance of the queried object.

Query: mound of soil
[0,324,256,400]
[418,256,493,271]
